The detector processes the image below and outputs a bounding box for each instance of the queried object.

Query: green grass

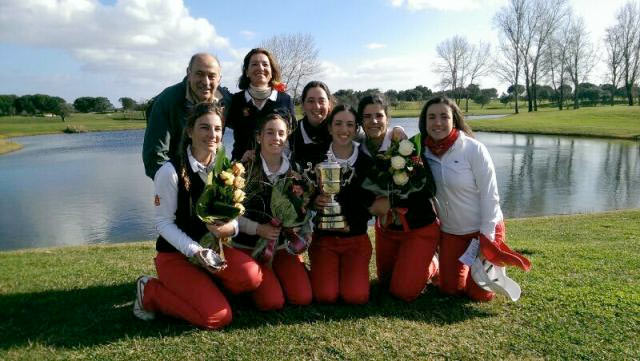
[0,112,146,138]
[389,100,516,118]
[1,210,639,360]
[468,105,640,140]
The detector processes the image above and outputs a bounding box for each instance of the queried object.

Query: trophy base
[316,215,347,231]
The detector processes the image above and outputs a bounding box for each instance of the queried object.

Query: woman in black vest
[133,102,263,329]
[233,112,313,310]
[309,105,380,304]
[289,80,334,168]
[226,48,296,161]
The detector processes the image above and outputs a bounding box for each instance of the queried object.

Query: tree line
[0,94,149,121]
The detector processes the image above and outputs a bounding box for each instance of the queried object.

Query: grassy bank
[0,112,147,155]
[0,136,22,154]
[468,105,640,140]
[1,210,638,360]
[389,99,514,118]
[0,112,146,138]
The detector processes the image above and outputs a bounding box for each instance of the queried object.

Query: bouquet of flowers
[252,172,314,263]
[189,148,246,271]
[362,135,429,230]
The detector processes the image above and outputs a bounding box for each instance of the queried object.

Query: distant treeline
[331,81,634,110]
[0,94,151,120]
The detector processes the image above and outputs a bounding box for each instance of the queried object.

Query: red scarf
[425,129,459,157]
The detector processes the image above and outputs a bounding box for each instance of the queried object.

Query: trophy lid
[317,150,341,169]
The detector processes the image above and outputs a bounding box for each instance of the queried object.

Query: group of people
[135,49,529,330]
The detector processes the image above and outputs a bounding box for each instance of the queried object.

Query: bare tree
[494,0,527,114]
[604,24,624,106]
[613,1,640,105]
[463,42,492,112]
[433,36,491,110]
[565,17,597,109]
[434,35,470,104]
[524,0,570,111]
[259,33,321,101]
[541,17,572,110]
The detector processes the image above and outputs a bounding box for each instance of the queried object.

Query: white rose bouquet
[362,135,431,230]
[362,137,428,201]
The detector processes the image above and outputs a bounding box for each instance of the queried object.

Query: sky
[0,0,630,106]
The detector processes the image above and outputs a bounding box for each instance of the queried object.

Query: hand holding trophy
[304,151,355,231]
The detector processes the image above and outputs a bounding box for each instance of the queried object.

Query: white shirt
[237,154,290,235]
[153,146,238,257]
[360,127,403,156]
[424,132,503,240]
[244,89,278,110]
[328,141,360,167]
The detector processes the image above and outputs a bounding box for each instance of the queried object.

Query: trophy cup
[303,151,355,231]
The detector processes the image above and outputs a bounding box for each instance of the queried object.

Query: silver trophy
[303,151,355,231]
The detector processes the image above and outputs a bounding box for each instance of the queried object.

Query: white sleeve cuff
[238,216,258,235]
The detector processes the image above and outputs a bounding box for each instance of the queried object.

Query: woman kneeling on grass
[232,111,313,310]
[420,97,530,302]
[309,105,380,304]
[133,102,262,329]
[358,94,440,302]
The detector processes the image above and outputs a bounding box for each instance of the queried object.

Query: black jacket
[226,91,296,161]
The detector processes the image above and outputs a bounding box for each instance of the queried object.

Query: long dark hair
[177,102,224,191]
[419,96,473,139]
[238,48,282,90]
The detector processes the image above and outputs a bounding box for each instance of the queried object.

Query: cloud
[321,53,442,92]
[0,0,235,100]
[366,43,387,50]
[240,30,256,40]
[389,0,501,11]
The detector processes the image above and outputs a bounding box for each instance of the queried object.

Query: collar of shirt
[361,128,393,157]
[244,89,278,109]
[187,145,214,183]
[260,154,290,182]
[328,141,360,167]
[299,120,314,144]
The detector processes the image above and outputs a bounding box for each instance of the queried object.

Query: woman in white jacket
[420,97,530,301]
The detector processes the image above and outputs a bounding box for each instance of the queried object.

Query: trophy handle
[341,164,355,186]
[302,162,316,186]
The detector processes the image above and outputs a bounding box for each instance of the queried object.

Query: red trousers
[143,246,262,329]
[375,220,440,302]
[248,249,312,311]
[309,233,372,304]
[438,223,507,302]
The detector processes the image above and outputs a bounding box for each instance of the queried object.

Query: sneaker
[133,275,155,321]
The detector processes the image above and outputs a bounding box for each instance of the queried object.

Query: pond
[1,118,638,251]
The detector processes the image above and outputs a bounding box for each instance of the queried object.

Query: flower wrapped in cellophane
[362,135,430,230]
[244,169,315,264]
[189,148,246,271]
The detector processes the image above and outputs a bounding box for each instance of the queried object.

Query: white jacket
[424,132,503,240]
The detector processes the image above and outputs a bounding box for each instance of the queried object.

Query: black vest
[226,91,295,161]
[155,161,208,253]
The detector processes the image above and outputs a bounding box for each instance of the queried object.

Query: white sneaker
[133,275,155,321]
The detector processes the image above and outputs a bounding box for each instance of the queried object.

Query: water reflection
[0,127,638,251]
[482,133,640,217]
